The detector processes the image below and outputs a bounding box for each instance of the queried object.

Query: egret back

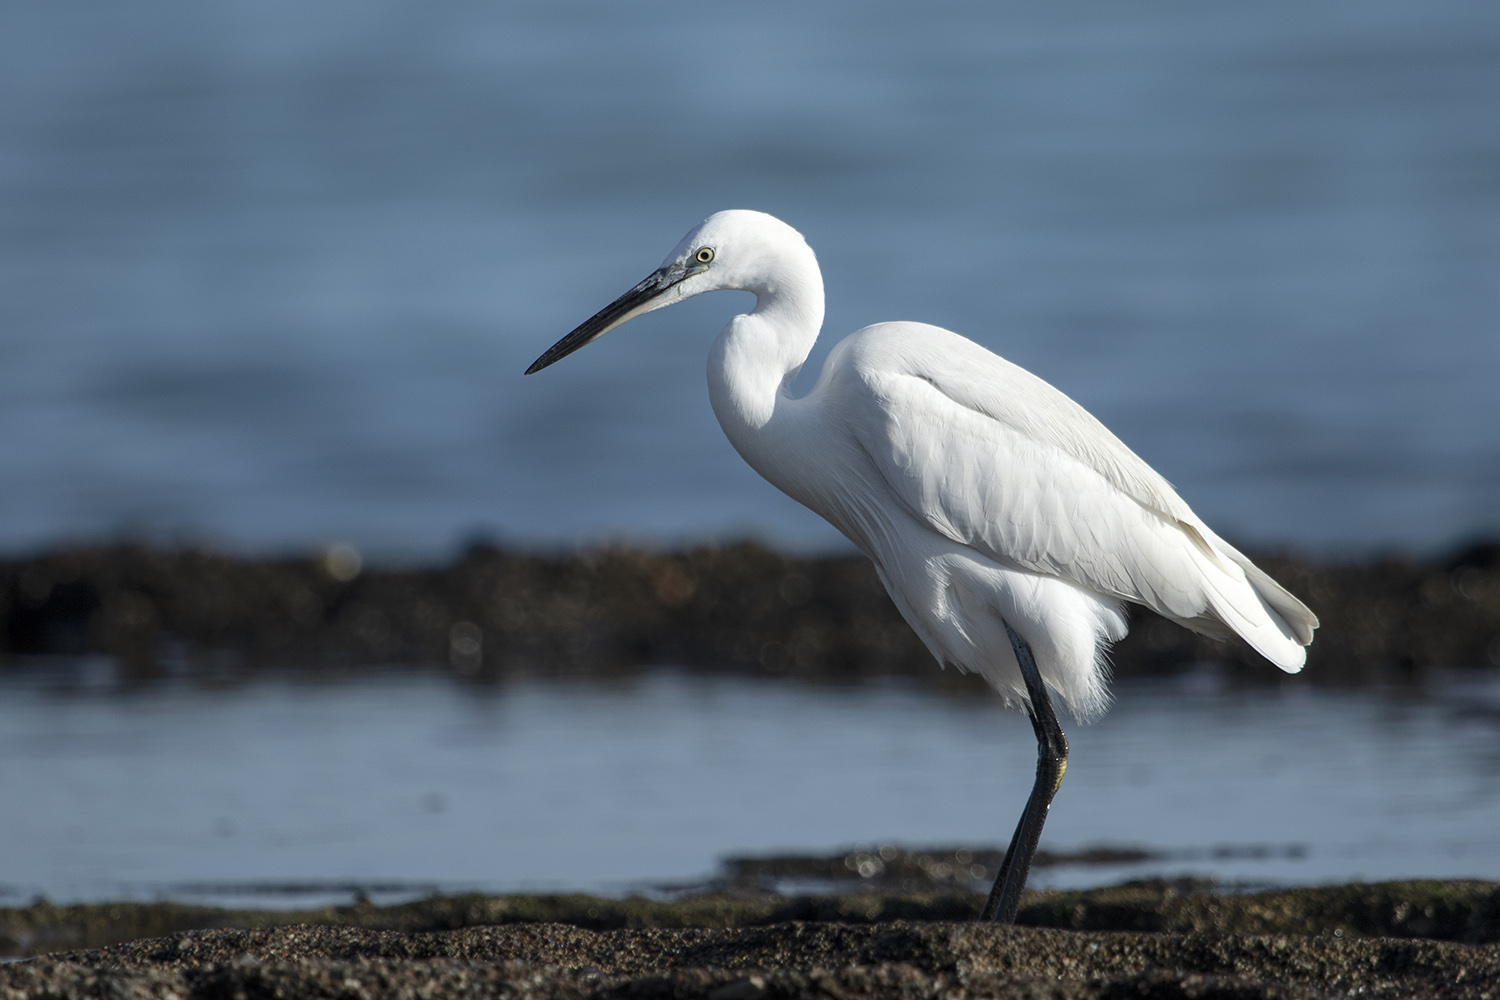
[814,322,1316,673]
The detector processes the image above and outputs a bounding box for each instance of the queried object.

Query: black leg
[978,622,1069,924]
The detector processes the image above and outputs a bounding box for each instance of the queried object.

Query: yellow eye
[695,247,715,264]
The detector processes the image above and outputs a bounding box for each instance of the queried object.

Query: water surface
[2,664,1497,907]
[1,1,1497,556]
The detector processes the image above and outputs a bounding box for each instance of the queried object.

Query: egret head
[525,210,816,374]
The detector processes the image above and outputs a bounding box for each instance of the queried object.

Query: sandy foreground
[5,882,1500,1000]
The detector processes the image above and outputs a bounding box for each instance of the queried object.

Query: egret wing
[837,323,1316,665]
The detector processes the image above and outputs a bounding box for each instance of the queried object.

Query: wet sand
[4,540,1499,685]
[5,881,1500,999]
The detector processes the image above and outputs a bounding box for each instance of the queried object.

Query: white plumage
[813,322,1316,718]
[527,208,1318,920]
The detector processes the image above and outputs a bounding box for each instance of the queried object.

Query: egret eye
[695,247,715,264]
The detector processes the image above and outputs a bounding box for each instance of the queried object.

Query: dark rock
[6,882,1499,961]
[1,541,1498,686]
[7,916,1500,1000]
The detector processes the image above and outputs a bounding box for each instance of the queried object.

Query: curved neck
[706,256,824,452]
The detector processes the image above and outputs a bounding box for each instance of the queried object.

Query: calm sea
[2,664,1498,906]
[1,1,1498,558]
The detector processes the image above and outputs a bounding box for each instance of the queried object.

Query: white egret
[526,210,1318,923]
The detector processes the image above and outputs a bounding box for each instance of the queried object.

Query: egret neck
[705,236,825,474]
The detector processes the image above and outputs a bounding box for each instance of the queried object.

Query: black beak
[526,264,690,375]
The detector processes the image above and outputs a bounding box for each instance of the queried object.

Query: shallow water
[1,1,1498,557]
[1,664,1497,907]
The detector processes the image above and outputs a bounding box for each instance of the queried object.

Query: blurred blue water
[2,664,1498,906]
[1,1,1497,557]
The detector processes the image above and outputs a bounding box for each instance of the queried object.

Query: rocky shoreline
[4,881,1499,999]
[3,541,1498,686]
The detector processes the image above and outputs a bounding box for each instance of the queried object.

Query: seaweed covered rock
[2,541,1499,686]
[8,915,1500,1000]
[5,882,1498,961]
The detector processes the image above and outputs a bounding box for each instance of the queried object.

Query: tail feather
[1193,528,1318,672]
[1203,577,1309,672]
[1203,529,1319,642]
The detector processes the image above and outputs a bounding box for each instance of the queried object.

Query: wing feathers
[840,323,1317,668]
[1199,526,1320,646]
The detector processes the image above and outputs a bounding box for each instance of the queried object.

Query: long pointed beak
[526,264,691,375]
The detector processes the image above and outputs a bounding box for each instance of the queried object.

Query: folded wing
[839,323,1318,671]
